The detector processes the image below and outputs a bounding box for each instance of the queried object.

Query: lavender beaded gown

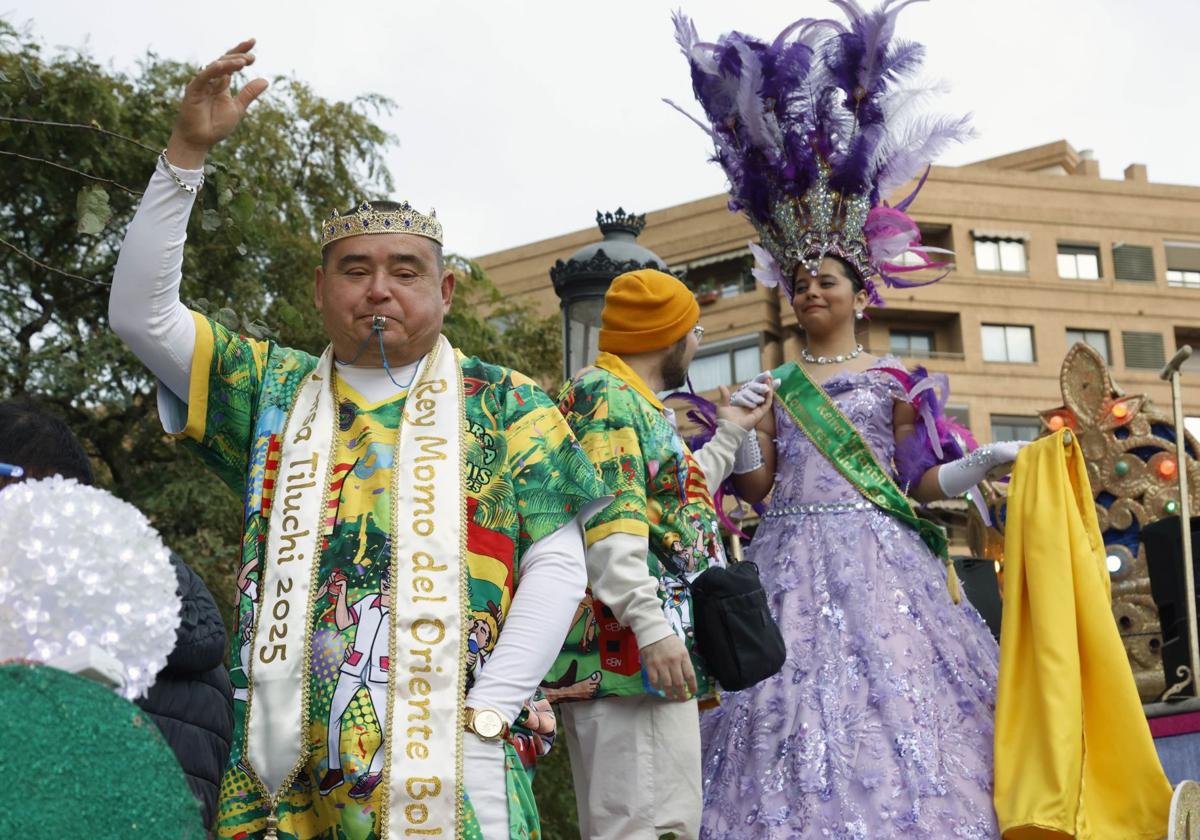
[700,360,1000,839]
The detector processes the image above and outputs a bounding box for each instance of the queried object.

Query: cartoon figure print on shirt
[315,565,390,801]
[466,602,502,681]
[231,556,258,703]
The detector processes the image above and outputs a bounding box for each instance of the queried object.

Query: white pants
[326,672,388,773]
[561,695,701,840]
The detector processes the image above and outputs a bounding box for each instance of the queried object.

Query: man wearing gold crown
[109,39,609,840]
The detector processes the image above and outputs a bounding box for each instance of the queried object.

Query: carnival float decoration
[971,342,1200,701]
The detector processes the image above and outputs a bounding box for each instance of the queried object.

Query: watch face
[474,709,504,739]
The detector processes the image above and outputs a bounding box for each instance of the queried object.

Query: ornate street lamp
[550,209,671,380]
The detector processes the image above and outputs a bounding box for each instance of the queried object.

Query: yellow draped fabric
[994,430,1172,838]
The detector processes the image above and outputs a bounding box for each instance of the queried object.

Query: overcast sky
[9,1,1200,257]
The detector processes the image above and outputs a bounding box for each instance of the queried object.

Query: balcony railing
[869,348,966,362]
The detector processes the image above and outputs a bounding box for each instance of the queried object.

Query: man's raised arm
[109,39,267,404]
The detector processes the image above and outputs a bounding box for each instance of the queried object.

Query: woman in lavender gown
[668,2,1026,836]
[702,252,1020,839]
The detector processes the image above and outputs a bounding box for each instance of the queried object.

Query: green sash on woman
[773,361,960,603]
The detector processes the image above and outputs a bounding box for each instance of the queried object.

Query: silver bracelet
[157,150,204,194]
[733,430,765,474]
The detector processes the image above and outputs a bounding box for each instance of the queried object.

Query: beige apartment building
[479,140,1200,441]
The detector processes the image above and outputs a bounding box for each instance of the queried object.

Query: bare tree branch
[0,233,110,287]
[0,115,158,154]
[0,150,143,195]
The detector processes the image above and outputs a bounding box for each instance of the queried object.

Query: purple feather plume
[879,365,977,491]
[671,1,970,300]
[876,113,974,198]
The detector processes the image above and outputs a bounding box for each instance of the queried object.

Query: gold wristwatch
[464,707,510,741]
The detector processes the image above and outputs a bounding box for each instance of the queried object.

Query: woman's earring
[855,310,864,320]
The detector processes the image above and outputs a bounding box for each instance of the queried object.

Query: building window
[974,237,1026,273]
[947,404,972,432]
[680,251,755,300]
[889,330,934,358]
[1066,328,1111,364]
[1166,242,1200,288]
[722,271,757,297]
[991,415,1041,442]
[1121,331,1166,370]
[1168,269,1200,289]
[981,324,1034,363]
[689,336,761,392]
[1057,244,1101,279]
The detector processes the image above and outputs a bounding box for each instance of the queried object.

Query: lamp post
[1161,345,1198,695]
[550,209,671,381]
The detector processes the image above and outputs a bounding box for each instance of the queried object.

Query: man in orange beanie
[544,269,772,839]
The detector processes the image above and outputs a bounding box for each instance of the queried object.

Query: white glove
[730,371,780,409]
[732,429,764,474]
[937,440,1028,498]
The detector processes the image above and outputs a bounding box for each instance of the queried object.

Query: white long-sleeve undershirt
[109,163,588,725]
[109,163,200,402]
[583,412,747,651]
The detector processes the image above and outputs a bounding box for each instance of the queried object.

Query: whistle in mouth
[372,315,387,331]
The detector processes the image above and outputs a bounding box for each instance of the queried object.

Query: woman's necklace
[801,343,864,364]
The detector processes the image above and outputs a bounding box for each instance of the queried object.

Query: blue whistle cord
[335,324,421,391]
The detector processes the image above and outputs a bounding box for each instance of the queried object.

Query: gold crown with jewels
[319,200,443,249]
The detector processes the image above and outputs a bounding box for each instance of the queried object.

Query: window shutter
[1122,331,1166,369]
[1114,245,1156,282]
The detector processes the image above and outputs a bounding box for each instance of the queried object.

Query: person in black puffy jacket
[0,399,234,831]
[136,553,234,830]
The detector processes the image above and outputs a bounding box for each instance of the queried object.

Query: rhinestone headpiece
[319,200,443,250]
[753,163,873,293]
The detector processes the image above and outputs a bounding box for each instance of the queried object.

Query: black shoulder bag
[661,555,786,692]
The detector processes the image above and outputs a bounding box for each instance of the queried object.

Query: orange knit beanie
[597,269,699,354]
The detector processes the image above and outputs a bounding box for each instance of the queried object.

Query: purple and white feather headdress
[668,0,972,305]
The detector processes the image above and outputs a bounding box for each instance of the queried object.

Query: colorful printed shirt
[544,352,726,702]
[178,314,604,840]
